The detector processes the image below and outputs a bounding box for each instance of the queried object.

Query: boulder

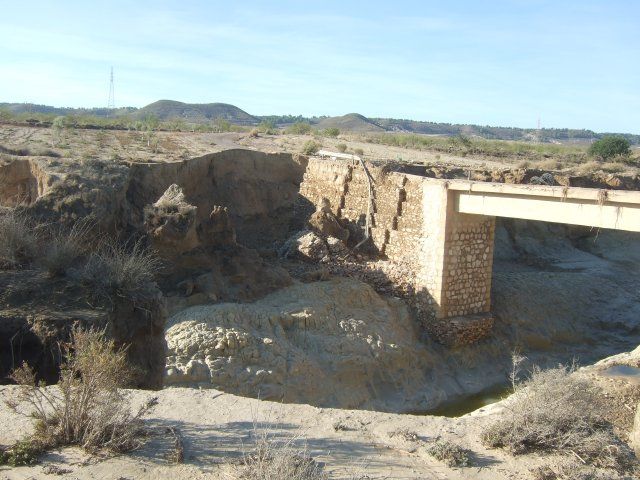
[279,230,328,263]
[307,198,350,243]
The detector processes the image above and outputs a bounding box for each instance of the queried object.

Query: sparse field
[1,124,639,179]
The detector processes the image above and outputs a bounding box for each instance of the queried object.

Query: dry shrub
[239,426,327,480]
[74,239,161,303]
[0,209,38,268]
[41,219,93,277]
[531,458,631,480]
[336,143,348,153]
[600,162,627,173]
[577,161,603,175]
[388,427,419,442]
[301,140,321,155]
[5,328,153,455]
[481,365,635,473]
[537,158,561,170]
[426,440,470,467]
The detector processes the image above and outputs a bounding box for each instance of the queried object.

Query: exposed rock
[144,184,199,257]
[308,198,350,242]
[144,187,291,306]
[279,230,329,262]
[197,205,236,248]
[164,278,432,410]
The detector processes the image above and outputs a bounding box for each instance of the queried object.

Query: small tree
[51,116,66,146]
[257,119,277,135]
[142,114,160,147]
[588,136,631,161]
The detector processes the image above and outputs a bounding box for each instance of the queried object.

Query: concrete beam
[455,192,640,232]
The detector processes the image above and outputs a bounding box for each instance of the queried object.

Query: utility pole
[107,67,115,110]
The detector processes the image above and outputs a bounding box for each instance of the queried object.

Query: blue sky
[1,1,638,132]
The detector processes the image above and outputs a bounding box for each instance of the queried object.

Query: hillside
[134,100,257,125]
[315,113,385,132]
[1,100,639,143]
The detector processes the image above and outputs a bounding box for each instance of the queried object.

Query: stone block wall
[298,158,425,267]
[440,210,495,318]
[298,157,496,346]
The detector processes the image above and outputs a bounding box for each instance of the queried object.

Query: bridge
[417,178,640,343]
[301,155,640,345]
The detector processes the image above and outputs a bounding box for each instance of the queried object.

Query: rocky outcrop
[145,185,292,307]
[279,230,329,263]
[307,198,350,243]
[164,278,432,410]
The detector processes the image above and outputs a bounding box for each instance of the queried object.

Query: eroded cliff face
[126,150,309,247]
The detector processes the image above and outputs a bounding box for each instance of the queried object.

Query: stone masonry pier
[299,156,640,346]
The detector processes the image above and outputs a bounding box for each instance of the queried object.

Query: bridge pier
[419,184,496,345]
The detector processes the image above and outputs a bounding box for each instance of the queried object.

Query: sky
[1,1,638,133]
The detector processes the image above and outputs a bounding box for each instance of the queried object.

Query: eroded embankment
[164,218,640,413]
[2,150,640,414]
[126,150,308,248]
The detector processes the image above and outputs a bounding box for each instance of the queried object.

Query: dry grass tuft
[239,426,327,480]
[5,328,153,456]
[0,210,38,268]
[73,239,161,303]
[426,439,470,467]
[531,458,631,480]
[41,219,94,277]
[536,158,561,170]
[481,365,635,473]
[388,428,419,442]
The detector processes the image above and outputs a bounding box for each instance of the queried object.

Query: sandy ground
[0,385,555,480]
[2,344,639,480]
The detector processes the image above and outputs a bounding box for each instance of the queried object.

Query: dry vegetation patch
[0,210,38,268]
[482,365,637,475]
[239,427,327,480]
[3,328,154,465]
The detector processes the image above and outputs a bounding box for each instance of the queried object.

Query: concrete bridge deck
[441,179,640,232]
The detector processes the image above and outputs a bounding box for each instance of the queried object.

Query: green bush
[588,136,631,160]
[0,440,43,467]
[322,127,340,138]
[301,140,321,155]
[336,143,347,153]
[285,122,312,135]
[257,120,277,135]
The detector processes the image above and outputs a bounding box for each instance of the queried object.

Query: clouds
[0,1,638,132]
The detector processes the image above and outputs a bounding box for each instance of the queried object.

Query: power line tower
[107,67,115,110]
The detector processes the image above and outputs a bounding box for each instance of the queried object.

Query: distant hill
[134,100,257,125]
[315,113,385,133]
[1,100,638,144]
[0,103,136,117]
